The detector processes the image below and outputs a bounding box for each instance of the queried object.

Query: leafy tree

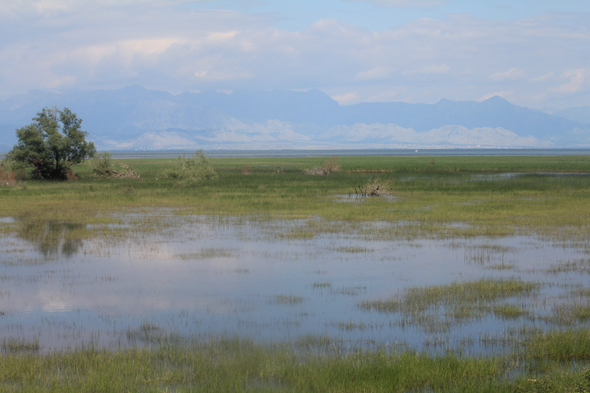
[7,107,96,180]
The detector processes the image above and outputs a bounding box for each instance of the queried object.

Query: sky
[1,0,589,110]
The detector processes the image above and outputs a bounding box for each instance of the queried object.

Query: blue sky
[1,0,589,110]
[194,0,590,31]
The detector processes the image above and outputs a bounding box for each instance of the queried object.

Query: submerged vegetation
[1,153,590,391]
[360,278,541,332]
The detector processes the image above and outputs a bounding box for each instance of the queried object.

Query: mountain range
[1,86,589,151]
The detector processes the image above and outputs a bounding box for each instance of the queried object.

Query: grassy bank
[1,155,590,240]
[1,332,590,392]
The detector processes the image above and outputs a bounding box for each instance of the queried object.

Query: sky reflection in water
[0,213,588,353]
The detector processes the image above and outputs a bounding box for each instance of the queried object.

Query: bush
[159,150,217,187]
[91,152,139,179]
[0,161,25,186]
[92,152,113,176]
[304,156,340,176]
[355,178,392,197]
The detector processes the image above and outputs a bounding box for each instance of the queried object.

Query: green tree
[7,107,96,180]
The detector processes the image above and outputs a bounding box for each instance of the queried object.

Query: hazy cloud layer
[1,1,590,110]
[95,120,552,151]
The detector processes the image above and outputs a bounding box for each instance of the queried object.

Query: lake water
[2,148,589,161]
[1,213,588,354]
[106,148,590,159]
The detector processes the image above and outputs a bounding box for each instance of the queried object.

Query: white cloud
[490,68,525,81]
[530,72,554,83]
[356,66,394,80]
[331,91,360,105]
[0,4,590,108]
[403,64,450,76]
[550,69,587,94]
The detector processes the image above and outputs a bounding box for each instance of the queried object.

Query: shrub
[304,156,340,176]
[159,150,217,187]
[92,152,113,176]
[91,152,139,179]
[241,165,252,175]
[0,161,25,186]
[355,178,392,197]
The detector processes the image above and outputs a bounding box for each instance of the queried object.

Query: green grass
[1,155,590,243]
[545,303,590,325]
[526,328,590,361]
[493,303,528,319]
[1,338,40,352]
[0,336,589,392]
[360,278,540,331]
[361,278,539,313]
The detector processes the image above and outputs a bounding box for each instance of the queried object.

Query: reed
[0,336,589,392]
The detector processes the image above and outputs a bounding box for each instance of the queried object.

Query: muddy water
[0,214,588,353]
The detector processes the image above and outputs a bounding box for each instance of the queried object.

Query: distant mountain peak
[1,86,589,150]
[482,95,508,103]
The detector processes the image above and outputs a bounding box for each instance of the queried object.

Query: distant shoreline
[2,148,590,161]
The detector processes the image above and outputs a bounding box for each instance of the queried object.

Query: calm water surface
[1,213,588,353]
[106,148,590,159]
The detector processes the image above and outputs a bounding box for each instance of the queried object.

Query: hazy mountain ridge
[1,86,589,151]
[553,106,590,126]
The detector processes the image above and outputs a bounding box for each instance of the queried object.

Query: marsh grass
[0,336,589,392]
[1,156,590,243]
[331,320,369,331]
[270,294,306,305]
[120,184,135,196]
[294,334,346,352]
[330,285,367,296]
[334,246,373,253]
[311,281,332,290]
[126,322,181,345]
[545,303,590,325]
[1,338,40,352]
[1,155,590,390]
[493,303,528,319]
[175,248,235,259]
[525,328,590,361]
[571,287,590,297]
[360,278,540,331]
[278,230,316,239]
[548,258,590,274]
[485,262,516,270]
[469,244,517,253]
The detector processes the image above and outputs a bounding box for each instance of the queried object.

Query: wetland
[1,154,590,391]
